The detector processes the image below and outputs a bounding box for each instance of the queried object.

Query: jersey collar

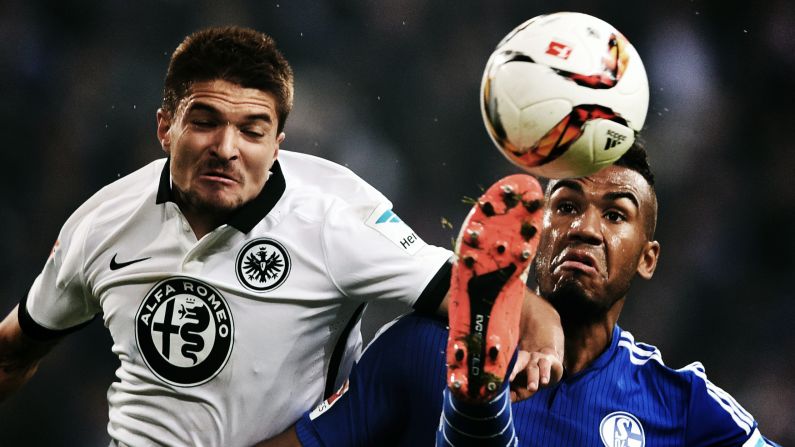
[155,158,286,234]
[587,324,622,371]
[561,325,621,383]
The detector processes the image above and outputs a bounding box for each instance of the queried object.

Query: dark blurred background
[1,0,793,445]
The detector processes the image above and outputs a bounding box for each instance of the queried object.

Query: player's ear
[156,108,173,155]
[636,240,660,280]
[271,132,285,160]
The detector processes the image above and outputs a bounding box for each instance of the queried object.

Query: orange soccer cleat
[446,174,544,402]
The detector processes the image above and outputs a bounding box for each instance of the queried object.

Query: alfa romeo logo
[235,238,291,292]
[135,277,234,387]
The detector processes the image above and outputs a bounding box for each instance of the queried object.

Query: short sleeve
[21,204,100,339]
[683,362,777,446]
[322,200,452,308]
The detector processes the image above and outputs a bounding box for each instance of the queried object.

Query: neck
[181,208,228,240]
[562,297,625,375]
[172,189,231,240]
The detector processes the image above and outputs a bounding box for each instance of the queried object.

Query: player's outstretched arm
[0,305,58,402]
[510,290,564,401]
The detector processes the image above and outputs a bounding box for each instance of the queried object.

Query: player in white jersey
[0,26,562,446]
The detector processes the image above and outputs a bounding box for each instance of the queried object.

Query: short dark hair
[543,138,659,239]
[615,137,658,238]
[162,26,294,133]
[614,137,655,188]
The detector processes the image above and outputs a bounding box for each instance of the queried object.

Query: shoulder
[278,151,395,237]
[278,150,388,206]
[613,329,719,399]
[677,361,759,437]
[615,328,666,368]
[612,328,693,392]
[614,328,763,443]
[59,159,163,236]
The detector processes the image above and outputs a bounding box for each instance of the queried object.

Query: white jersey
[21,150,452,446]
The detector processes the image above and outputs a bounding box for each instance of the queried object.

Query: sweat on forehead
[545,164,652,197]
[544,165,659,238]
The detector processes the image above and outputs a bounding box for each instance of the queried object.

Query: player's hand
[508,346,563,402]
[508,289,564,402]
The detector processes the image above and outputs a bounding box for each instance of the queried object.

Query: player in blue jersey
[258,142,778,447]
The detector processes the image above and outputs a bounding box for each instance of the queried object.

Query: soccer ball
[481,12,649,178]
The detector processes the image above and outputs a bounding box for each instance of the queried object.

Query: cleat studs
[465,230,480,248]
[455,349,465,362]
[487,381,497,392]
[465,222,484,247]
[503,191,520,209]
[480,201,496,216]
[521,222,537,241]
[521,249,532,260]
[496,243,506,254]
[524,199,542,213]
[453,381,462,389]
[488,346,499,361]
[501,184,514,194]
[463,255,476,268]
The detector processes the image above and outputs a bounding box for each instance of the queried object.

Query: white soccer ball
[481,12,649,178]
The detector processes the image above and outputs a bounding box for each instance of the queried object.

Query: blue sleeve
[684,363,779,446]
[295,314,449,446]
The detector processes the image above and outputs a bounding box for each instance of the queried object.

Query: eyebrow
[186,102,273,124]
[549,179,584,195]
[604,191,639,210]
[550,179,640,209]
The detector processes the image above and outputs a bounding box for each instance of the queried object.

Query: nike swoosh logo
[109,254,151,271]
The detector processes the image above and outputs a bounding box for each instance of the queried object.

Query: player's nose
[567,206,602,245]
[211,123,240,160]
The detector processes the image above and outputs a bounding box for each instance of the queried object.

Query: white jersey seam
[320,198,349,299]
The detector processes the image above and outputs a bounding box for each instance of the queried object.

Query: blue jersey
[295,314,775,446]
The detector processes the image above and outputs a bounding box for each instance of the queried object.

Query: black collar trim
[155,158,173,204]
[155,158,286,234]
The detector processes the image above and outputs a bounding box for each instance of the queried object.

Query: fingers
[509,351,530,382]
[548,352,564,385]
[509,373,533,403]
[537,355,551,386]
[508,349,563,402]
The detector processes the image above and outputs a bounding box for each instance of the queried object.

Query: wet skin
[156,79,285,237]
[533,165,660,373]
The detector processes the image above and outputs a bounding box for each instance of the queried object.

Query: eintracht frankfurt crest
[136,277,234,387]
[235,238,291,292]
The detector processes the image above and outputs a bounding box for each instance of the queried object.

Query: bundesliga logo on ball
[481,12,649,178]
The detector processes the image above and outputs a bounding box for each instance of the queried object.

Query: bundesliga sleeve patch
[365,203,427,256]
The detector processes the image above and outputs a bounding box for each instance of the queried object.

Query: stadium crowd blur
[1,0,792,444]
